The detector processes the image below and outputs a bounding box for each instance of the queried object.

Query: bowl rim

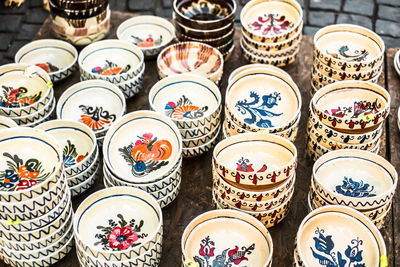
[228,64,292,84]
[173,15,234,34]
[0,115,18,128]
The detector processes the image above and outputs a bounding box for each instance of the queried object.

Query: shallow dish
[0,115,18,129]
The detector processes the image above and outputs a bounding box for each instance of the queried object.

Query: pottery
[23,98,57,128]
[182,121,221,148]
[176,26,234,48]
[0,115,18,129]
[117,15,175,59]
[179,114,221,139]
[66,150,99,187]
[228,64,292,83]
[70,164,99,197]
[394,49,400,76]
[116,62,145,99]
[49,0,108,19]
[241,36,301,58]
[241,42,299,66]
[182,127,220,158]
[173,16,234,39]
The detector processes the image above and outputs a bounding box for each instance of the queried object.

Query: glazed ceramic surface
[0,115,18,129]
[228,64,292,83]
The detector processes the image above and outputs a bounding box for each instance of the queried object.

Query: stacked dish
[56,80,126,147]
[149,74,222,158]
[240,0,303,66]
[157,41,224,85]
[117,15,175,59]
[36,120,100,198]
[74,187,163,266]
[49,0,110,46]
[294,205,386,266]
[311,24,385,94]
[78,39,145,99]
[223,64,301,142]
[102,111,182,208]
[173,0,236,59]
[212,133,297,228]
[306,81,390,161]
[182,209,273,266]
[0,127,74,266]
[395,49,400,76]
[308,150,397,229]
[0,63,56,127]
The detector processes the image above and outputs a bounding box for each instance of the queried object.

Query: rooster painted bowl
[213,133,297,187]
[313,24,385,73]
[157,41,224,84]
[311,81,390,132]
[102,110,182,184]
[181,209,273,267]
[240,0,303,43]
[56,80,126,136]
[73,186,163,261]
[173,16,234,39]
[15,39,78,83]
[296,205,386,267]
[117,15,175,59]
[173,0,236,30]
[0,115,18,129]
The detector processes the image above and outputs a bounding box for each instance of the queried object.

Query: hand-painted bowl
[179,114,221,139]
[311,81,390,132]
[49,0,108,19]
[23,97,56,128]
[296,205,386,267]
[73,186,163,261]
[51,0,107,10]
[157,41,224,84]
[102,110,182,184]
[241,37,301,58]
[176,26,234,48]
[114,63,145,99]
[182,127,220,158]
[117,15,175,59]
[173,16,234,39]
[395,49,400,76]
[314,24,385,72]
[56,80,126,136]
[51,5,109,30]
[69,164,99,197]
[312,149,397,210]
[0,115,18,129]
[213,133,297,187]
[66,149,99,187]
[228,64,293,84]
[182,121,220,148]
[240,0,302,43]
[181,209,273,266]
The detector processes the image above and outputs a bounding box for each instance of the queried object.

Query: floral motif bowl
[157,41,224,84]
[56,80,126,137]
[213,133,297,187]
[15,39,78,83]
[311,81,390,132]
[0,115,18,129]
[173,15,234,39]
[313,24,385,73]
[181,209,273,267]
[228,64,293,84]
[73,186,163,261]
[117,15,175,59]
[296,205,386,267]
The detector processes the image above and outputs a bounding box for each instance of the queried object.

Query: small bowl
[182,127,220,158]
[179,114,221,139]
[157,41,224,84]
[173,16,234,39]
[114,64,145,99]
[49,0,108,19]
[69,164,99,197]
[117,15,175,59]
[23,97,56,128]
[0,115,18,129]
[182,121,220,148]
[51,5,108,29]
[241,41,299,66]
[228,64,292,84]
[213,133,297,187]
[67,152,99,187]
[241,36,301,58]
[176,26,235,48]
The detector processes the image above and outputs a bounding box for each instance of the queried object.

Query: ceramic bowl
[311,81,390,132]
[394,49,400,76]
[173,0,236,30]
[51,4,108,29]
[173,15,234,39]
[0,115,18,129]
[56,80,126,136]
[176,26,234,48]
[73,186,163,261]
[240,0,302,43]
[312,149,397,210]
[213,133,297,187]
[296,205,386,267]
[157,41,224,84]
[179,114,221,139]
[66,148,99,187]
[0,63,52,118]
[182,127,220,158]
[70,164,99,197]
[313,24,385,72]
[23,97,56,128]
[182,121,221,148]
[115,62,145,99]
[182,209,273,266]
[78,39,144,84]
[15,39,78,83]
[228,64,292,83]
[157,175,181,208]
[102,110,182,184]
[117,15,175,59]
[51,0,107,9]
[241,37,301,58]
[49,0,108,19]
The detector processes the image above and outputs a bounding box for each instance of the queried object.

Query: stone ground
[0,0,399,65]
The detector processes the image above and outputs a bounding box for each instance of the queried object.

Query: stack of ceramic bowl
[173,0,236,59]
[306,81,390,161]
[223,64,301,142]
[0,63,56,127]
[74,187,163,266]
[49,0,110,46]
[308,150,397,230]
[0,127,74,266]
[78,39,145,99]
[15,39,78,83]
[117,15,175,59]
[36,120,100,198]
[157,41,224,85]
[395,49,400,76]
[240,0,303,66]
[182,209,273,266]
[149,74,222,158]
[212,133,297,228]
[294,205,386,266]
[311,24,385,94]
[56,80,126,147]
[102,111,183,208]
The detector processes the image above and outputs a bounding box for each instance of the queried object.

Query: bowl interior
[177,0,234,21]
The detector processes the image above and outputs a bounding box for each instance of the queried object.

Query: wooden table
[1,11,399,267]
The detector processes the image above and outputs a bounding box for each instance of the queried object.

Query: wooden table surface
[1,11,399,267]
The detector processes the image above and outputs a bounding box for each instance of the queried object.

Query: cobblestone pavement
[0,0,399,65]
